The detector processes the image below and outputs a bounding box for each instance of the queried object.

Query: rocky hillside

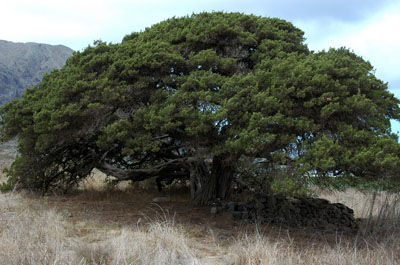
[0,40,73,105]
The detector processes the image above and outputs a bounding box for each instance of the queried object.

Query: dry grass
[0,192,205,264]
[224,231,398,265]
[1,172,400,265]
[71,221,205,265]
[0,199,76,264]
[317,188,400,238]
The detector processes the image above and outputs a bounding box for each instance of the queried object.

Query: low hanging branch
[95,156,214,204]
[95,157,197,182]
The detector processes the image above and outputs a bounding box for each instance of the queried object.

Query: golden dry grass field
[1,171,400,265]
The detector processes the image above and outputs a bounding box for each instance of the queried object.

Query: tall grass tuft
[0,192,205,265]
[225,229,399,265]
[0,204,76,264]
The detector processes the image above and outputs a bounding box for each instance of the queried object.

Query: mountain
[0,40,73,105]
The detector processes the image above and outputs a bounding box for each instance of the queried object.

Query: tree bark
[214,155,235,200]
[191,155,236,205]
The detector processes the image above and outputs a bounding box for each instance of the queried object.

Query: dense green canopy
[1,12,400,204]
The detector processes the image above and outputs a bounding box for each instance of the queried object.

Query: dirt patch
[29,186,356,249]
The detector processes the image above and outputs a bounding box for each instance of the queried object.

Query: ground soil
[30,183,355,249]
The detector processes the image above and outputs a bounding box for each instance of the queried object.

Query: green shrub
[306,174,400,193]
[0,175,18,192]
[271,175,311,197]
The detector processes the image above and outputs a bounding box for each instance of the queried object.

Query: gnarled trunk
[190,155,236,205]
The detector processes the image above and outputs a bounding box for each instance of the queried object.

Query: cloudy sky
[1,0,400,132]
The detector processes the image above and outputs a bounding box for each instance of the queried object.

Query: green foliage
[270,174,311,197]
[0,176,16,192]
[1,12,399,194]
[307,174,400,193]
[236,157,311,197]
[0,167,18,192]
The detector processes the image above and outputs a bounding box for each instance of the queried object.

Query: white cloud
[0,0,226,49]
[0,0,129,48]
[1,9,90,38]
[343,13,400,81]
[302,2,400,82]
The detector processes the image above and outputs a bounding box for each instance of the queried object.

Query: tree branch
[95,157,195,182]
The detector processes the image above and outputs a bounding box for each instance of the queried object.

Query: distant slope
[0,40,73,105]
[0,40,73,165]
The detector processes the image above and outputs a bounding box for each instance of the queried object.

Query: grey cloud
[216,0,394,23]
[269,0,392,22]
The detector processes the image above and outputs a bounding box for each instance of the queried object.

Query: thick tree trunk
[214,155,236,199]
[190,155,236,205]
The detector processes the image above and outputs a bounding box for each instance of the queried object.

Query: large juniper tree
[1,12,400,204]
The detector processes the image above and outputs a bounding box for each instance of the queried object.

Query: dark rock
[323,223,338,231]
[317,198,330,205]
[230,193,358,232]
[333,203,342,208]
